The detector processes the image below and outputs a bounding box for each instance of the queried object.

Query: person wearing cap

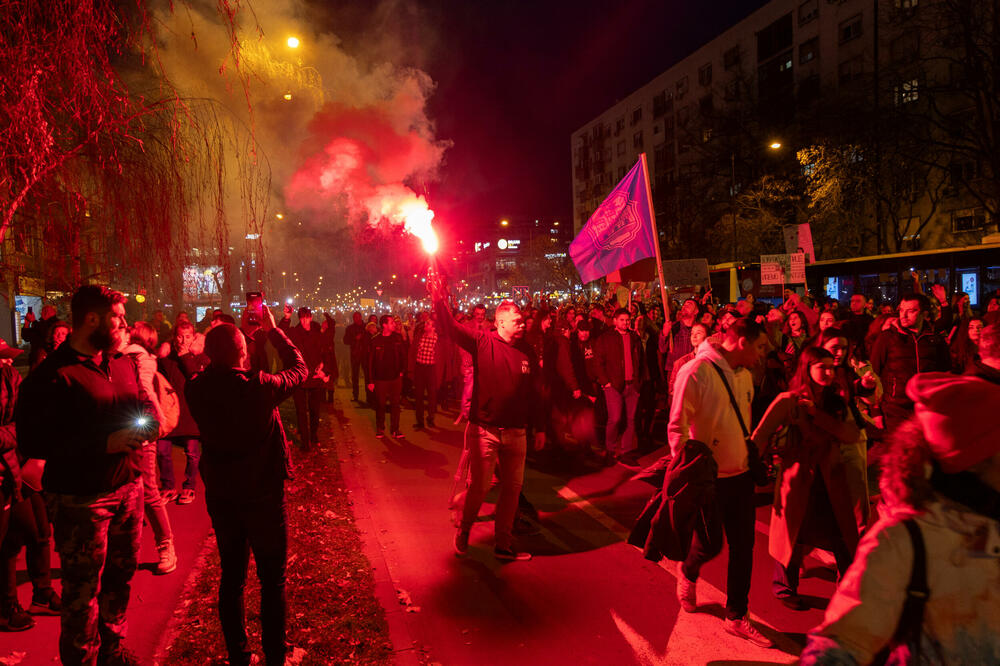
[279,306,327,450]
[801,322,1000,664]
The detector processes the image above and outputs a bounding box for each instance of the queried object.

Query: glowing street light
[500,219,509,227]
[276,213,284,220]
[283,93,293,101]
[769,141,782,150]
[287,36,300,49]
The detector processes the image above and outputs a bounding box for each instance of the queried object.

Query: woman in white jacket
[123,322,177,575]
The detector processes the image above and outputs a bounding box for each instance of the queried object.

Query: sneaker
[161,489,178,504]
[677,575,697,612]
[392,431,404,439]
[414,422,425,430]
[723,616,774,648]
[0,600,34,631]
[156,539,178,575]
[28,588,61,615]
[375,430,385,439]
[177,489,195,505]
[494,548,531,561]
[454,530,469,557]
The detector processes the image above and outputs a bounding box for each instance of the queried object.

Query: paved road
[335,388,839,666]
[0,447,213,665]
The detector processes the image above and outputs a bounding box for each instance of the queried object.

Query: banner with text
[760,252,807,285]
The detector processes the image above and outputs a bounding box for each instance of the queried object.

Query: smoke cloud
[147,0,449,289]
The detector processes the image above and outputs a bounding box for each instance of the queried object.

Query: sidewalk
[0,447,213,665]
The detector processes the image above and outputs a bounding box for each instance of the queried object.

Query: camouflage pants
[48,478,143,666]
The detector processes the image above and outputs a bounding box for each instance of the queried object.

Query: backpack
[153,370,180,437]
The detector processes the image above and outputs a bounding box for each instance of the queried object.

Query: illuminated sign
[497,238,520,250]
[497,239,508,250]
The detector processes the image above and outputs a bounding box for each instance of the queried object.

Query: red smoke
[285,89,447,251]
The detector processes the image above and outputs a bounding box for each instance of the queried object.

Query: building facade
[572,0,1000,265]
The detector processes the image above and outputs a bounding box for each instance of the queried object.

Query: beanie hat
[906,372,1000,473]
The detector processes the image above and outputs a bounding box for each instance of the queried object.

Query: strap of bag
[896,518,929,650]
[709,362,750,439]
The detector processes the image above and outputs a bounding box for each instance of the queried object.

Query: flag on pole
[569,158,657,283]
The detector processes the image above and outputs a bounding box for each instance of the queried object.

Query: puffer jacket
[869,324,949,408]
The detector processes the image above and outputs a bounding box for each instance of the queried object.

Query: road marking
[558,485,801,657]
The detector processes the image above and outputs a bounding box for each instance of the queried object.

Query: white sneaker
[677,575,697,612]
[156,539,177,575]
[724,616,773,648]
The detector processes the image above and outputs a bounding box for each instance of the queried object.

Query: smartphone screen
[246,292,263,322]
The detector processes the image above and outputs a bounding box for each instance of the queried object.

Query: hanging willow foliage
[0,0,267,294]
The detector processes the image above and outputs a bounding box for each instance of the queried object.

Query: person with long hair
[122,321,177,575]
[817,327,880,532]
[751,346,862,610]
[949,316,984,374]
[802,354,1000,663]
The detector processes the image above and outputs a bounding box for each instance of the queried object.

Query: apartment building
[571,0,998,262]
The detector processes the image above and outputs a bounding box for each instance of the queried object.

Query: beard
[88,324,117,352]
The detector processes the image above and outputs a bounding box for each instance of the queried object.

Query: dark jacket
[17,344,158,495]
[594,328,648,392]
[870,323,950,408]
[571,335,598,396]
[435,299,543,429]
[367,332,406,383]
[628,439,721,563]
[185,328,306,500]
[0,365,21,498]
[280,318,325,388]
[343,322,368,359]
[158,350,209,438]
[546,334,579,399]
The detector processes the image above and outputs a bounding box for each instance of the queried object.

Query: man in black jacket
[870,292,950,436]
[366,315,406,438]
[185,307,306,666]
[280,306,327,450]
[17,286,158,666]
[343,312,368,402]
[430,274,544,562]
[594,308,647,467]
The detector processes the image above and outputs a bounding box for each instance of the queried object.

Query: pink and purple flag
[570,157,656,283]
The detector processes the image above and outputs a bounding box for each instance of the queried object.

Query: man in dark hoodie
[185,305,307,666]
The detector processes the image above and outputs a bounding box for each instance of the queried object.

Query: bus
[709,241,1000,308]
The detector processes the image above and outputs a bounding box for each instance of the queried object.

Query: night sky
[319,0,769,237]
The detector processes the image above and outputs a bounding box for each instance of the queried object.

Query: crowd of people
[1,274,998,664]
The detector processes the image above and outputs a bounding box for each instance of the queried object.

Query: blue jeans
[460,424,527,551]
[603,382,640,455]
[157,437,200,491]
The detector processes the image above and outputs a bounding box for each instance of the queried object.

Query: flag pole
[640,153,670,317]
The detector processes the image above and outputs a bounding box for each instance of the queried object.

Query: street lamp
[769,141,782,150]
[287,37,300,49]
[500,219,509,227]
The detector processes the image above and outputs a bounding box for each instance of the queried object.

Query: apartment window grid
[952,208,987,232]
[798,0,818,25]
[723,46,741,70]
[839,14,863,44]
[799,37,818,64]
[894,78,919,105]
[698,63,713,86]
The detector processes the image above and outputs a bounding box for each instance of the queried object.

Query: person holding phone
[16,285,158,665]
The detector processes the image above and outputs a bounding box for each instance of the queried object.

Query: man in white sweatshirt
[668,317,771,647]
